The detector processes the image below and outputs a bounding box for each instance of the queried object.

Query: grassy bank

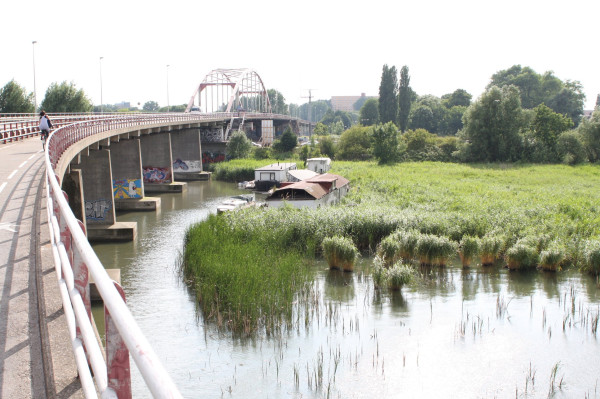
[183,161,600,332]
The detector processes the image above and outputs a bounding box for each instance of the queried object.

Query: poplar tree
[397,65,412,132]
[378,65,398,124]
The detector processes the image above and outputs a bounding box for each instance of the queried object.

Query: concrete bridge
[0,68,314,398]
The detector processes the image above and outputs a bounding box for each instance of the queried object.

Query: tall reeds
[322,236,358,272]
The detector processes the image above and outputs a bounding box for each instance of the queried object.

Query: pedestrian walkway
[0,137,82,398]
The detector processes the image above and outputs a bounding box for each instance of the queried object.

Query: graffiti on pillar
[85,199,112,221]
[173,159,202,172]
[113,179,143,199]
[202,151,226,164]
[200,127,224,142]
[143,167,171,183]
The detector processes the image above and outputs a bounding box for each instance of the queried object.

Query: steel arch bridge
[185,68,272,114]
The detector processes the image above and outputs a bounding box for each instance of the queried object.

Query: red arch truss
[185,68,272,113]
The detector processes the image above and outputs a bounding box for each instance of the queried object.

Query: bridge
[0,69,313,398]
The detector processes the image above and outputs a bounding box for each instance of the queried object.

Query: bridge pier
[171,128,209,181]
[80,149,137,242]
[141,133,187,193]
[110,138,161,211]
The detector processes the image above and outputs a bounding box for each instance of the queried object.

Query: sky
[2,0,599,111]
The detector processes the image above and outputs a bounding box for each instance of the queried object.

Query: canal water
[92,180,600,398]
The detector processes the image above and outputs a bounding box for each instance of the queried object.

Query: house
[265,173,350,209]
[254,162,297,191]
[306,157,331,174]
[288,169,318,182]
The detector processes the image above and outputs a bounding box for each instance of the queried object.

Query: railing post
[106,282,132,399]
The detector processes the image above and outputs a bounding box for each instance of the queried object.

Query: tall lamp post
[166,64,170,113]
[32,41,37,111]
[99,57,104,114]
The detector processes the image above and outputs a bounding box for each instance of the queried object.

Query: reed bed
[183,161,600,332]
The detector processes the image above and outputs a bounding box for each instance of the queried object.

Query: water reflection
[91,180,600,398]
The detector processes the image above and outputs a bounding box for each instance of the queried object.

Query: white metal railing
[40,111,313,397]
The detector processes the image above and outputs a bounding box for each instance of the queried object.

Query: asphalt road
[0,137,82,398]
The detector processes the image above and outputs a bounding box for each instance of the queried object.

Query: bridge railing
[44,114,215,398]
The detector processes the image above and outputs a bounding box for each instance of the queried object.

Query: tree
[320,109,353,129]
[336,125,372,160]
[529,104,573,160]
[353,95,368,111]
[359,98,379,126]
[40,81,92,112]
[272,127,297,153]
[557,130,586,164]
[397,65,412,132]
[143,101,160,112]
[439,106,467,136]
[409,104,435,133]
[373,122,399,164]
[459,85,525,162]
[596,94,600,110]
[319,136,336,159]
[545,80,585,125]
[578,111,600,162]
[378,64,398,124]
[442,89,471,108]
[313,122,329,135]
[0,80,35,113]
[299,100,331,122]
[267,89,288,115]
[227,130,252,159]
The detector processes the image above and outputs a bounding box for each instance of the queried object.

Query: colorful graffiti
[202,151,226,164]
[143,167,171,183]
[113,178,143,199]
[173,159,203,173]
[85,199,112,221]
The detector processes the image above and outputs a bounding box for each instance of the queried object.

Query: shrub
[480,235,503,266]
[322,236,358,272]
[387,262,413,291]
[458,235,480,267]
[506,243,539,270]
[582,240,600,275]
[416,234,456,266]
[539,243,564,271]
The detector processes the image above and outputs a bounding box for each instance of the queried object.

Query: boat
[216,194,255,214]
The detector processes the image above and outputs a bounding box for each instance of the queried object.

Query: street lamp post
[32,41,37,111]
[166,64,170,113]
[99,57,104,114]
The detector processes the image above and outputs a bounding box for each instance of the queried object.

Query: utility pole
[99,57,104,113]
[32,41,37,111]
[301,89,315,136]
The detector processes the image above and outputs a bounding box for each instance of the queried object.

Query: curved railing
[44,114,222,398]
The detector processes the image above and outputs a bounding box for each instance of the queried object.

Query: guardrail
[44,114,215,398]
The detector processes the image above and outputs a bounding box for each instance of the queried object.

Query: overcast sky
[2,0,598,111]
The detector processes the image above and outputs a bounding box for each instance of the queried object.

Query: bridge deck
[0,137,82,398]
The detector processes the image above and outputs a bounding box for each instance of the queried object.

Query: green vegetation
[371,257,414,291]
[184,161,600,332]
[181,215,309,335]
[0,80,35,113]
[40,81,93,112]
[458,235,480,267]
[321,236,358,272]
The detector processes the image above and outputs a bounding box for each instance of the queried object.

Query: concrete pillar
[110,139,161,210]
[80,149,136,241]
[140,133,186,193]
[171,128,209,181]
[81,149,116,226]
[110,138,144,198]
[62,168,87,235]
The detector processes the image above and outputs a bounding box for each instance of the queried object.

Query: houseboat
[265,173,350,209]
[306,157,331,174]
[254,162,297,191]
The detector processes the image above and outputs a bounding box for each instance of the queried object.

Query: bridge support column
[171,128,210,181]
[62,168,87,235]
[80,149,137,242]
[140,133,187,193]
[110,138,161,211]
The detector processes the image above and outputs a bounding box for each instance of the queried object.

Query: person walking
[39,110,52,147]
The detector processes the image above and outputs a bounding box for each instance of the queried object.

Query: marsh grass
[185,161,600,332]
[458,235,480,268]
[322,236,358,272]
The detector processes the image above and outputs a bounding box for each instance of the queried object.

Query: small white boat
[216,194,255,214]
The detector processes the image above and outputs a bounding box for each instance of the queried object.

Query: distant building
[254,162,297,191]
[331,93,375,112]
[115,101,131,109]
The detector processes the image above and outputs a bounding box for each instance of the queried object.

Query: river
[92,180,600,398]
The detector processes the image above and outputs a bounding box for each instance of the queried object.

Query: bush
[557,130,586,165]
[539,243,564,271]
[506,243,539,270]
[480,235,503,266]
[387,262,413,291]
[416,234,456,266]
[322,236,358,272]
[582,240,600,275]
[458,235,480,267]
